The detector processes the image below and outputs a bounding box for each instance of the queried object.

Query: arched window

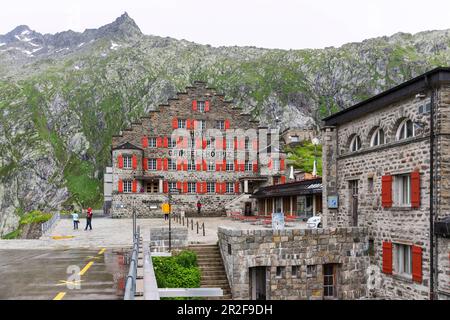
[370,128,385,147]
[349,135,362,152]
[396,119,416,140]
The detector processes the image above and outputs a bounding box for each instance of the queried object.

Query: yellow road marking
[51,235,75,240]
[53,292,66,300]
[85,256,101,260]
[56,280,83,286]
[78,261,94,276]
[98,248,106,255]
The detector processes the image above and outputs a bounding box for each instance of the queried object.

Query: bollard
[182,217,185,226]
[202,222,205,236]
[191,219,193,231]
[196,221,199,234]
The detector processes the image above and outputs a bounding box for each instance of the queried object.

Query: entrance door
[244,202,252,216]
[349,180,359,226]
[249,267,267,300]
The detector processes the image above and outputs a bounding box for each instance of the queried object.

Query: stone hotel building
[110,82,287,218]
[322,67,450,300]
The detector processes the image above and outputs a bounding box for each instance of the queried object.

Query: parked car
[306,216,322,229]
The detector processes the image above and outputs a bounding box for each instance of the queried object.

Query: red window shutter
[143,158,148,171]
[280,159,285,170]
[177,160,182,171]
[223,137,226,150]
[235,181,240,194]
[163,158,168,171]
[222,182,227,194]
[156,137,162,148]
[382,241,393,274]
[281,176,286,184]
[132,180,137,193]
[196,182,202,194]
[118,154,123,169]
[118,179,123,193]
[253,161,258,172]
[225,119,230,129]
[192,100,197,111]
[252,139,258,151]
[132,155,137,169]
[202,160,207,171]
[182,161,188,171]
[202,139,207,149]
[382,175,393,208]
[205,100,210,112]
[268,159,273,169]
[196,161,202,171]
[163,137,168,148]
[234,138,238,150]
[240,163,245,172]
[172,118,178,129]
[411,171,420,208]
[163,181,168,193]
[186,119,191,130]
[412,245,422,283]
[156,158,162,170]
[216,182,221,194]
[222,159,226,170]
[203,182,207,194]
[183,182,188,193]
[216,161,221,171]
[142,136,148,148]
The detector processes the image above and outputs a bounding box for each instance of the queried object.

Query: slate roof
[112,142,143,151]
[250,177,322,198]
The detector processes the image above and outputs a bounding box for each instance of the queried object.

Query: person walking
[85,207,93,231]
[197,200,202,215]
[71,211,80,230]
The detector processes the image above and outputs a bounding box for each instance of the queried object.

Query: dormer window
[197,101,205,112]
[396,119,416,140]
[349,135,362,152]
[123,155,133,169]
[178,119,186,129]
[370,128,385,147]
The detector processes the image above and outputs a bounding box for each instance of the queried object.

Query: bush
[152,250,201,299]
[19,210,52,225]
[2,229,21,239]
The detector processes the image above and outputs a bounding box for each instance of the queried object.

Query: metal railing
[124,225,140,300]
[41,212,60,235]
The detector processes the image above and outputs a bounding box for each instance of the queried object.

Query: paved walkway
[0,216,306,249]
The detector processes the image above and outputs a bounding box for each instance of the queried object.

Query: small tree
[285,141,322,176]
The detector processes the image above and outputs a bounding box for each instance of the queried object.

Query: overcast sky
[1,0,450,49]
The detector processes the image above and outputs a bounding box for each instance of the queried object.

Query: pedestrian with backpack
[85,207,93,231]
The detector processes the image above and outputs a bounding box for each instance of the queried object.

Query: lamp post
[312,137,320,177]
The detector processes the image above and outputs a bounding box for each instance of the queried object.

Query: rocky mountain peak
[96,12,142,39]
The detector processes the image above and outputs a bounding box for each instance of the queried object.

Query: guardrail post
[191,219,193,231]
[196,221,199,234]
[182,217,185,226]
[202,222,205,236]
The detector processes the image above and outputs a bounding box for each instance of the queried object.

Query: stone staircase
[189,244,232,300]
[225,193,251,215]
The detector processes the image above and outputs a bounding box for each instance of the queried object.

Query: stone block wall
[218,226,369,300]
[149,226,188,250]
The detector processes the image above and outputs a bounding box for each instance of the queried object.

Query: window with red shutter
[253,161,258,172]
[235,181,240,194]
[176,181,182,192]
[192,100,197,111]
[186,119,191,130]
[280,159,285,170]
[132,180,137,193]
[382,241,393,274]
[202,160,207,171]
[202,139,207,149]
[410,171,420,208]
[281,176,286,184]
[381,175,393,208]
[196,161,202,171]
[163,158,168,171]
[216,182,221,194]
[205,101,210,112]
[163,181,168,193]
[156,137,162,148]
[143,158,148,171]
[142,136,148,148]
[234,160,239,172]
[225,119,230,129]
[118,179,123,193]
[183,182,188,193]
[172,118,178,129]
[132,155,137,169]
[202,182,207,194]
[118,154,123,169]
[196,182,202,194]
[163,137,168,148]
[216,161,222,171]
[412,245,422,283]
[156,159,162,171]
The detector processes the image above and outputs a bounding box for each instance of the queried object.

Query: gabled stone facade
[111,82,287,218]
[322,67,450,300]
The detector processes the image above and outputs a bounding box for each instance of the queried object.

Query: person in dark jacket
[197,201,202,215]
[85,207,93,231]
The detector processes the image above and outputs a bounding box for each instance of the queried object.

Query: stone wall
[149,226,188,250]
[218,226,369,300]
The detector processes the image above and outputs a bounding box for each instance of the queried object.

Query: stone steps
[190,244,232,300]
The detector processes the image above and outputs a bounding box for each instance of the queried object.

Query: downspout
[425,75,435,300]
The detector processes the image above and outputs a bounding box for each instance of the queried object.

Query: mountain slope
[1,13,450,235]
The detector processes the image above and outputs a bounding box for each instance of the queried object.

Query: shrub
[19,210,52,225]
[2,229,21,239]
[175,250,197,268]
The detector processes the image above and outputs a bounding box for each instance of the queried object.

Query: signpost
[272,211,285,230]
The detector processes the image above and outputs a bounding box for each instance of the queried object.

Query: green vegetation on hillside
[1,210,52,239]
[285,141,323,176]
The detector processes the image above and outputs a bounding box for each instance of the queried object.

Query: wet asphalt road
[0,248,129,300]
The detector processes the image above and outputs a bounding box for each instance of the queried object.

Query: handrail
[41,212,60,235]
[124,226,140,300]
